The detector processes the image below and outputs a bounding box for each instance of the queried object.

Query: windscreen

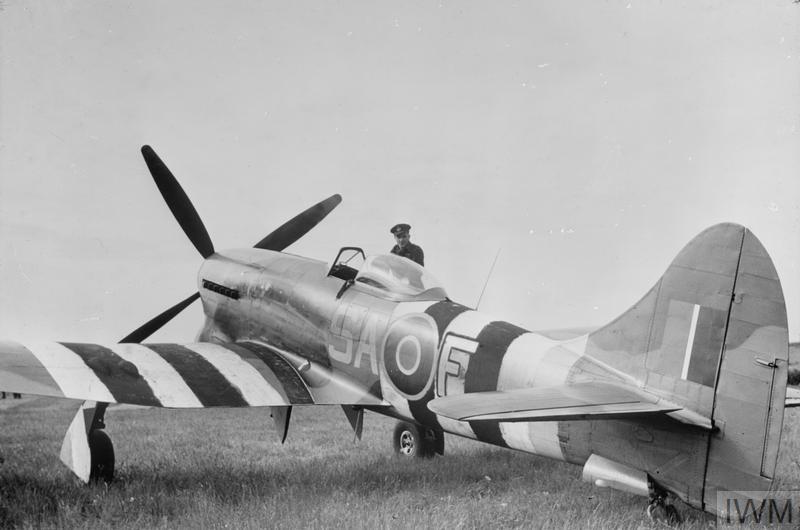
[355,254,447,300]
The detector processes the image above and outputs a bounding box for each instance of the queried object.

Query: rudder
[703,227,788,514]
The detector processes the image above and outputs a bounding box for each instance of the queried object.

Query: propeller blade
[128,150,340,342]
[119,292,200,343]
[254,194,342,251]
[141,145,215,259]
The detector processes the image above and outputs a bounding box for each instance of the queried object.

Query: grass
[1,397,799,529]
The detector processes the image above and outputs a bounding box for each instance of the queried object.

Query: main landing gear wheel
[393,422,435,458]
[88,429,115,483]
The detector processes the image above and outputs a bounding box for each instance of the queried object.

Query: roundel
[381,313,438,401]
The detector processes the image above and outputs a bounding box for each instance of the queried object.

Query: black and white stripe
[7,340,375,409]
[386,300,586,461]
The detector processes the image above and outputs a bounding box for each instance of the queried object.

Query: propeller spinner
[120,145,341,343]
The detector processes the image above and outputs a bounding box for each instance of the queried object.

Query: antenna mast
[475,248,501,310]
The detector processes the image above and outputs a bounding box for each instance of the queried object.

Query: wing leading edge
[0,340,386,408]
[427,381,682,423]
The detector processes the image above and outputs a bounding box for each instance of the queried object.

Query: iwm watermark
[717,491,800,527]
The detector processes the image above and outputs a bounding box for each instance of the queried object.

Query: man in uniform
[389,223,424,266]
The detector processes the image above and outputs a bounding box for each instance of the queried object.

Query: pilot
[390,223,424,266]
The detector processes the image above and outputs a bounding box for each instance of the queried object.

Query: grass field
[2,396,799,529]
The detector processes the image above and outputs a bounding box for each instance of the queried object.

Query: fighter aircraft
[0,146,792,522]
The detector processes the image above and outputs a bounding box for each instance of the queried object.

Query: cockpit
[328,247,447,302]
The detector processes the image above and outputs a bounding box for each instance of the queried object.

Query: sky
[0,1,798,344]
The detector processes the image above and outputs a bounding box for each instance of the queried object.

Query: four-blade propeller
[120,145,341,343]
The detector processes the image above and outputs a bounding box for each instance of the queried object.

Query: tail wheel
[88,429,115,483]
[646,491,681,525]
[393,422,435,458]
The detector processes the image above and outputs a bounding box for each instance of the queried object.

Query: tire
[88,429,115,483]
[393,422,435,458]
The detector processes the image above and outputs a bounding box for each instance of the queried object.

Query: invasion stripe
[183,343,285,406]
[464,321,528,448]
[109,344,203,408]
[497,333,563,390]
[409,389,440,430]
[23,341,115,402]
[465,321,529,392]
[147,344,248,407]
[528,422,564,461]
[61,343,161,407]
[237,342,313,404]
[496,333,572,460]
[223,343,291,403]
[405,301,471,430]
[425,300,471,341]
[495,334,571,459]
[445,310,495,340]
[424,309,495,437]
[499,422,537,453]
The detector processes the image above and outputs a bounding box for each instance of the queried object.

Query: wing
[427,381,681,422]
[0,340,386,408]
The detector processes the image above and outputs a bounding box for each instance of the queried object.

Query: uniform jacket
[390,242,424,266]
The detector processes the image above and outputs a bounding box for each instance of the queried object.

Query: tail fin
[585,223,788,513]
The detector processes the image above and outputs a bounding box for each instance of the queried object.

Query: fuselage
[196,247,709,507]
